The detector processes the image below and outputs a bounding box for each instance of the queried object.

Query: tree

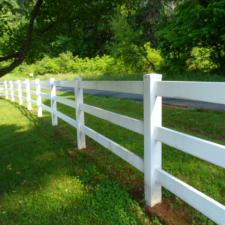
[0,0,43,77]
[156,0,225,71]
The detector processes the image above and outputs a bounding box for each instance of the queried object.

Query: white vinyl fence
[0,74,225,224]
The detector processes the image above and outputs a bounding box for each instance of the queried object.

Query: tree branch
[0,0,43,77]
[0,52,19,62]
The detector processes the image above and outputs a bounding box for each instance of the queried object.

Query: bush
[144,42,164,71]
[186,47,218,72]
[12,52,127,77]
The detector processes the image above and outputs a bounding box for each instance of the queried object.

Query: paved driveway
[60,87,225,112]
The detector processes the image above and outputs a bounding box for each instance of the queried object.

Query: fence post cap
[144,73,162,80]
[75,76,82,81]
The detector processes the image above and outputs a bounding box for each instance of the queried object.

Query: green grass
[2,70,225,82]
[0,98,160,225]
[0,93,225,225]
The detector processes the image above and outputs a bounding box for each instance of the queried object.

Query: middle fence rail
[0,74,225,225]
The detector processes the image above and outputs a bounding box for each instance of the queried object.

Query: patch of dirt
[67,145,194,225]
[145,199,193,225]
[53,128,67,140]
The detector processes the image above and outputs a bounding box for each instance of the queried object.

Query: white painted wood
[156,81,225,104]
[0,83,3,97]
[40,81,50,86]
[156,127,225,169]
[29,82,36,88]
[22,89,27,94]
[55,80,75,88]
[0,85,3,96]
[41,103,52,113]
[25,79,32,110]
[30,99,36,104]
[81,81,144,94]
[35,79,42,117]
[75,77,86,149]
[39,92,51,100]
[50,78,58,126]
[4,81,9,99]
[144,74,162,207]
[80,103,144,135]
[30,90,36,95]
[82,124,144,172]
[17,80,23,105]
[157,169,225,225]
[9,81,15,102]
[54,110,77,128]
[55,96,76,108]
[40,82,50,90]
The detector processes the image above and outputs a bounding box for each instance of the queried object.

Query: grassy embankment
[0,91,225,225]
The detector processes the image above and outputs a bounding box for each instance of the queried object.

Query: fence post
[25,79,32,110]
[4,81,9,99]
[9,81,15,102]
[35,79,42,117]
[75,77,86,149]
[144,73,162,207]
[17,80,23,105]
[50,78,58,126]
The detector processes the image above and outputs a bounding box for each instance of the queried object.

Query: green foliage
[109,12,144,71]
[144,43,164,71]
[12,49,163,78]
[186,47,218,72]
[157,0,225,72]
[110,13,163,72]
[2,0,225,77]
[12,52,128,77]
[0,0,33,55]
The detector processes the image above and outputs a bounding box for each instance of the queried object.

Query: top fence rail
[156,81,225,104]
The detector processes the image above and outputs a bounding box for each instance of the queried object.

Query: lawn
[2,70,225,82]
[0,92,225,225]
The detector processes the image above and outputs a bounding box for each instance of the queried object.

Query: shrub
[144,42,164,71]
[186,47,218,72]
[11,52,127,77]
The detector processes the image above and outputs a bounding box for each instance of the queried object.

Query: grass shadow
[0,99,152,225]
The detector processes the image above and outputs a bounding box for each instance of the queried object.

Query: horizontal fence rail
[0,75,225,224]
[157,169,225,225]
[55,80,75,88]
[80,103,144,135]
[156,81,225,104]
[81,124,144,172]
[55,96,76,108]
[81,81,144,94]
[156,126,225,169]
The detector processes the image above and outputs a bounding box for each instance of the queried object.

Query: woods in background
[0,0,225,77]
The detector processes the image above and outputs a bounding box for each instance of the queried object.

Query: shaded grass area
[0,94,225,225]
[0,99,157,225]
[58,93,225,225]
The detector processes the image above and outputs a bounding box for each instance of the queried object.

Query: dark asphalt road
[59,87,225,112]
